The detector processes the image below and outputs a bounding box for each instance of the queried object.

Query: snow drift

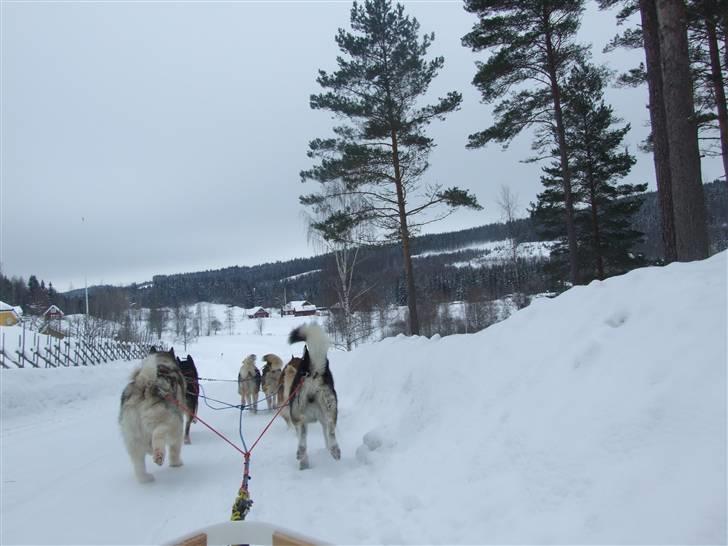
[1,253,725,544]
[335,252,727,544]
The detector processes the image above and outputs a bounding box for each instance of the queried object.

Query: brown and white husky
[238,354,261,413]
[261,353,283,411]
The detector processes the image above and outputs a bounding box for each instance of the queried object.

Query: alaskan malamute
[119,348,187,483]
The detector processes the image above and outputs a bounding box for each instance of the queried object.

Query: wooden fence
[0,324,152,369]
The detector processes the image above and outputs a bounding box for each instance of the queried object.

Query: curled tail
[288,323,330,374]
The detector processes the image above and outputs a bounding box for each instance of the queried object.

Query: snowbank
[334,252,726,543]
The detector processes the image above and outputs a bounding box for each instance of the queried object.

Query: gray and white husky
[288,323,340,470]
[119,347,187,483]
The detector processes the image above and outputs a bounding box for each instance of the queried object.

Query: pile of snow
[1,253,725,544]
[336,252,726,543]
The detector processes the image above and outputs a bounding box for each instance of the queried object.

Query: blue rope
[195,383,289,455]
[238,404,248,453]
[197,382,249,453]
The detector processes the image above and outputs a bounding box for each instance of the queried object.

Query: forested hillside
[2,182,725,321]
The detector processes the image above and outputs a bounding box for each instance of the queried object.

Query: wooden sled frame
[169,521,327,546]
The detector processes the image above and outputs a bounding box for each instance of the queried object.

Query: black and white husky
[288,323,340,470]
[119,347,187,483]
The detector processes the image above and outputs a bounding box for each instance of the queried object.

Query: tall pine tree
[301,0,480,335]
[600,0,678,262]
[533,63,646,282]
[462,0,587,285]
[657,0,710,260]
[601,0,714,261]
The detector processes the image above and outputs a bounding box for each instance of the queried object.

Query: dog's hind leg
[317,391,341,460]
[184,416,192,445]
[322,421,340,461]
[295,423,309,470]
[168,434,184,467]
[129,445,154,483]
[151,423,177,466]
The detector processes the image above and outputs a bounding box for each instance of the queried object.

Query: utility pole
[82,217,89,331]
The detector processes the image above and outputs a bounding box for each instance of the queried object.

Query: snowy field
[1,253,726,544]
[413,239,552,265]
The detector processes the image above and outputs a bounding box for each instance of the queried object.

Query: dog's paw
[299,458,310,470]
[330,445,341,460]
[137,472,155,483]
[170,460,183,468]
[296,446,307,461]
[184,436,191,445]
[153,448,165,466]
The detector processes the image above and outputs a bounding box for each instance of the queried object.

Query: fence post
[36,346,55,368]
[55,339,62,367]
[79,341,94,365]
[64,340,73,367]
[45,346,58,368]
[75,344,86,366]
[0,347,20,368]
[85,341,103,364]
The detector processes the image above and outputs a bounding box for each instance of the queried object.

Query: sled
[168,521,326,546]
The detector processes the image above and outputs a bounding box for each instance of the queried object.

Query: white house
[281,300,317,317]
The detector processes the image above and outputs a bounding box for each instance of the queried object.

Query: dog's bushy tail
[289,323,330,373]
[262,353,283,369]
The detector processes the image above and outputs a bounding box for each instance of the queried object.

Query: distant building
[281,300,317,317]
[0,301,21,326]
[247,307,270,319]
[43,305,64,320]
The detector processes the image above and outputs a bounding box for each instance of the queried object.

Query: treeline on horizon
[2,181,725,323]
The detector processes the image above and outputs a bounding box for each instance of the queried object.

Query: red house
[43,305,64,320]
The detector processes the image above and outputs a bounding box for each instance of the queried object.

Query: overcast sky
[1,1,723,291]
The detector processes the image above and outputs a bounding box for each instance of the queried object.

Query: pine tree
[462,0,587,285]
[657,0,710,260]
[533,63,646,282]
[686,0,728,181]
[600,0,678,262]
[601,0,714,261]
[300,0,480,335]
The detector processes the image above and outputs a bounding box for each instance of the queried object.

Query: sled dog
[278,356,301,428]
[175,354,199,444]
[288,323,340,469]
[119,347,187,483]
[261,353,283,411]
[238,354,261,413]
